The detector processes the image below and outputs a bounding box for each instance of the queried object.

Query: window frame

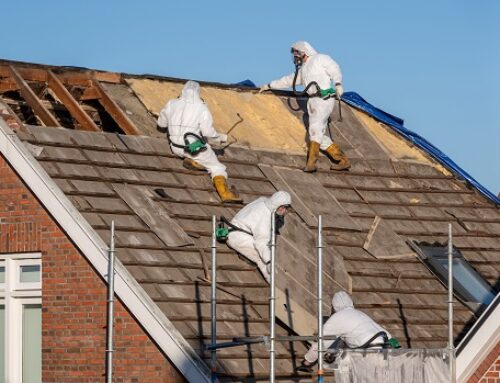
[0,253,42,383]
[408,240,496,310]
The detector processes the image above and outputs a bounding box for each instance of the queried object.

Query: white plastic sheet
[332,349,450,383]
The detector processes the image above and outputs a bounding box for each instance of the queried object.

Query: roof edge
[0,120,212,383]
[2,58,497,205]
[342,92,500,206]
[456,293,500,382]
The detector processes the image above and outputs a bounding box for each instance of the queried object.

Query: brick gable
[0,154,186,383]
[468,342,500,383]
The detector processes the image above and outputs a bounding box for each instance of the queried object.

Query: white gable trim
[456,293,500,382]
[0,120,211,383]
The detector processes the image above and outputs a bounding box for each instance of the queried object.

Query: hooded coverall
[157,80,227,179]
[305,291,391,363]
[226,191,291,282]
[269,41,342,151]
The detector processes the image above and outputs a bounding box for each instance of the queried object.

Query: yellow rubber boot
[304,141,320,173]
[213,175,243,203]
[182,158,206,172]
[325,143,351,170]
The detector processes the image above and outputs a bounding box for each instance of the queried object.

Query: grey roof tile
[18,103,499,381]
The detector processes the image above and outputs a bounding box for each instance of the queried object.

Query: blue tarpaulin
[341,92,500,205]
[233,79,256,88]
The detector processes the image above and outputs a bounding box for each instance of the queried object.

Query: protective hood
[180,80,203,104]
[332,291,354,312]
[264,191,291,211]
[291,41,317,57]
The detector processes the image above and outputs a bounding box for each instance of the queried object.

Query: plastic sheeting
[233,79,256,88]
[342,92,500,206]
[332,349,450,383]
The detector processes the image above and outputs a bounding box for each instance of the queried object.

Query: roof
[1,59,499,382]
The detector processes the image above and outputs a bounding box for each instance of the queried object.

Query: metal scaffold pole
[317,216,324,383]
[211,216,217,383]
[106,221,115,383]
[269,211,277,383]
[448,223,456,383]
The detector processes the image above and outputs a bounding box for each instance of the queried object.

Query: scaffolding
[106,221,116,383]
[206,215,456,383]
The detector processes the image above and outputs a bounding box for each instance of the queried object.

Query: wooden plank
[0,66,47,82]
[112,184,194,247]
[259,164,316,226]
[0,78,19,93]
[271,213,352,334]
[259,164,360,230]
[8,66,59,127]
[56,73,93,87]
[93,80,141,135]
[78,86,100,101]
[330,103,389,160]
[363,216,415,259]
[47,70,100,132]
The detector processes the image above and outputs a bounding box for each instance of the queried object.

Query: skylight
[408,241,496,309]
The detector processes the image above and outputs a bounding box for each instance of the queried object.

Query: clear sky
[3,0,499,194]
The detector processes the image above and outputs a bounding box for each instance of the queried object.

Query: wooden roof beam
[0,78,19,93]
[0,66,47,82]
[47,71,100,132]
[92,80,141,135]
[8,66,59,127]
[0,64,121,84]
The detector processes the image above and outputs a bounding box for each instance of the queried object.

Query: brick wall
[0,153,186,382]
[468,342,500,383]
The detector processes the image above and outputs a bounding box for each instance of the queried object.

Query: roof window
[408,241,496,310]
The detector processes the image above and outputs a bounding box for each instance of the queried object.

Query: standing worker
[297,291,393,372]
[260,41,350,172]
[157,81,242,203]
[226,191,291,283]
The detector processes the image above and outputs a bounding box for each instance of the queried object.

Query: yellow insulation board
[126,78,307,154]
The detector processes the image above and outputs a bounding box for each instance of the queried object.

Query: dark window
[408,241,496,309]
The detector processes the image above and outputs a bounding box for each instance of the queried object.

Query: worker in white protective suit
[226,191,291,283]
[260,41,350,172]
[157,81,242,203]
[297,291,392,372]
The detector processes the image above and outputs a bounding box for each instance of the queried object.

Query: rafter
[8,66,59,127]
[92,80,141,135]
[47,70,99,132]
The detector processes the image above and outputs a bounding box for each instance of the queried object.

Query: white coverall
[305,291,391,363]
[269,41,342,150]
[226,191,291,282]
[157,81,227,179]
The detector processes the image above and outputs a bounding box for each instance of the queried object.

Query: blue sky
[4,1,499,194]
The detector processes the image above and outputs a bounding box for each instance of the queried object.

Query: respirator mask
[291,48,304,67]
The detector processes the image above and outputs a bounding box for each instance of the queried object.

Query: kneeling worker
[297,291,393,372]
[157,80,242,203]
[226,191,291,283]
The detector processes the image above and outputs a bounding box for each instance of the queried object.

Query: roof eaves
[0,119,211,383]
